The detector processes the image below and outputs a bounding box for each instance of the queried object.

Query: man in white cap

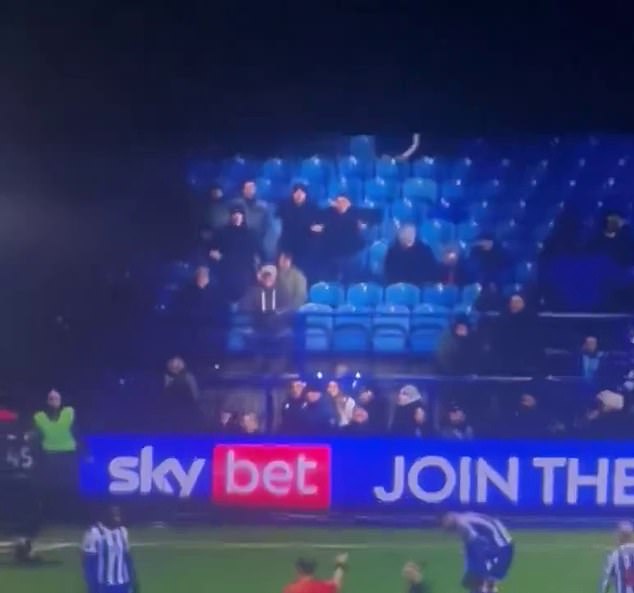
[600,521,634,593]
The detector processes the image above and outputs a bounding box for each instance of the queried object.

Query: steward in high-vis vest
[33,389,79,523]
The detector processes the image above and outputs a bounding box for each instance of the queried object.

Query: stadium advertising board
[80,437,634,514]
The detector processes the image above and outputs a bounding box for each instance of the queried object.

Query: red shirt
[283,577,338,593]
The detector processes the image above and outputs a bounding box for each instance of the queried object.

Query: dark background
[1,1,634,388]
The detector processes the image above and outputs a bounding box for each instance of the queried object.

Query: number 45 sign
[6,445,34,470]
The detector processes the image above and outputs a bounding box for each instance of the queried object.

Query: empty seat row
[307,281,527,309]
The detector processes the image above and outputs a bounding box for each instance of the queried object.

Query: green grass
[1,526,611,593]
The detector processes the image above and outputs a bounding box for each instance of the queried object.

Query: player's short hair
[296,557,317,575]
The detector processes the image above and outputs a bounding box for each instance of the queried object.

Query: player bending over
[82,505,139,593]
[441,512,514,593]
[600,521,634,593]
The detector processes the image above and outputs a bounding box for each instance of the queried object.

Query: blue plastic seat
[441,179,465,202]
[328,176,364,203]
[372,304,411,352]
[349,135,376,162]
[298,303,333,330]
[467,200,494,223]
[300,157,330,185]
[390,199,417,224]
[503,283,524,298]
[495,218,519,241]
[347,282,384,308]
[298,303,333,352]
[515,261,537,284]
[410,304,451,353]
[472,178,505,201]
[448,157,474,180]
[222,155,257,182]
[412,156,439,179]
[364,177,398,204]
[375,157,401,180]
[419,219,454,246]
[422,283,460,308]
[367,240,388,277]
[338,155,372,179]
[254,177,273,201]
[385,283,421,308]
[402,177,437,202]
[457,219,481,243]
[332,304,371,352]
[308,282,345,307]
[261,158,288,181]
[461,283,483,306]
[532,220,555,243]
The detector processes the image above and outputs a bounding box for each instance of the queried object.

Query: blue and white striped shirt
[455,512,513,549]
[601,543,634,593]
[82,523,133,589]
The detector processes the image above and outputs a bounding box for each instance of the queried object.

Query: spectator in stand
[160,356,202,431]
[238,412,260,435]
[474,281,505,312]
[240,265,292,359]
[341,406,372,436]
[318,195,368,282]
[437,244,468,286]
[204,184,229,235]
[235,180,272,254]
[276,251,308,310]
[326,380,356,427]
[505,393,552,439]
[209,203,260,303]
[384,224,437,286]
[494,293,540,375]
[576,335,606,382]
[302,383,335,435]
[587,212,634,267]
[175,266,228,362]
[217,411,240,434]
[440,402,475,440]
[466,233,508,285]
[577,390,630,439]
[435,316,478,375]
[276,183,322,273]
[279,379,306,435]
[390,385,433,438]
[355,384,388,433]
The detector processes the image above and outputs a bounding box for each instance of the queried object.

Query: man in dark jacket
[494,294,541,375]
[235,180,273,256]
[209,203,260,303]
[276,183,322,274]
[204,184,229,234]
[466,233,509,285]
[317,195,368,282]
[160,356,202,432]
[301,383,335,435]
[175,266,228,363]
[278,379,307,435]
[384,224,437,286]
[435,316,478,375]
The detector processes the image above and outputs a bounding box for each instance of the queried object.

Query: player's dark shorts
[464,540,514,583]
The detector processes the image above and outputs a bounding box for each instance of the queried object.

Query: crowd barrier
[80,436,634,516]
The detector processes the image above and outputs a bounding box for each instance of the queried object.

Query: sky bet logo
[108,446,206,498]
[212,444,331,510]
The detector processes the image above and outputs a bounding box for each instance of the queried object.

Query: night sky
[3,2,634,154]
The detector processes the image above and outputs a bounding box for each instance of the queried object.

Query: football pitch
[2,526,611,592]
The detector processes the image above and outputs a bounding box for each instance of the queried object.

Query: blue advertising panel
[80,436,634,515]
